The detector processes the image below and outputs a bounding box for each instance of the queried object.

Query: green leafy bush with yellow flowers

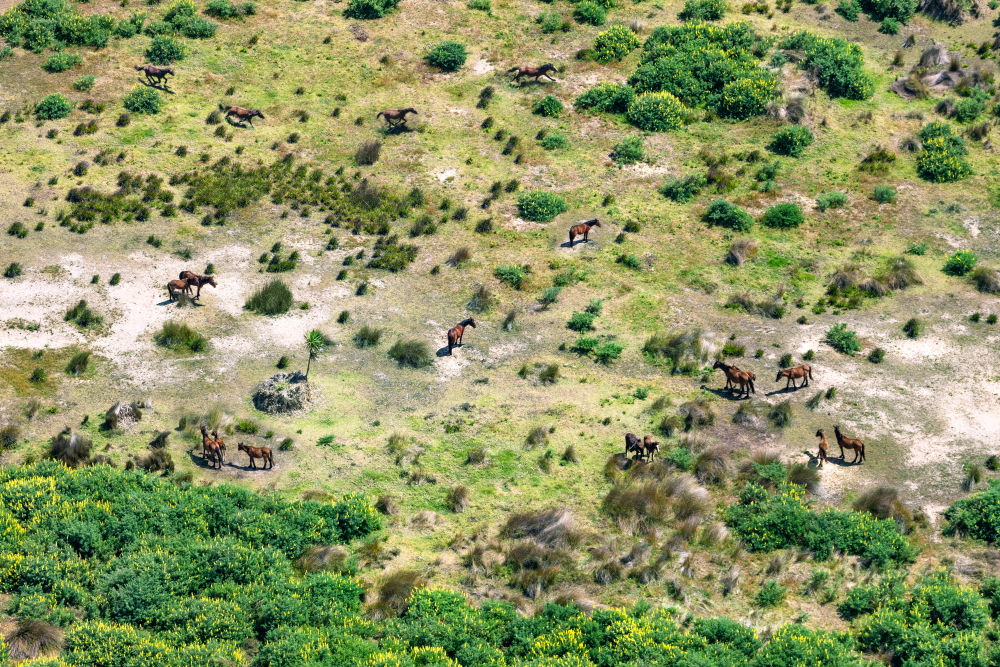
[627,91,685,131]
[593,25,640,63]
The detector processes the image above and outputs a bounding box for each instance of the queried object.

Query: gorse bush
[679,0,727,19]
[943,249,977,276]
[769,126,814,157]
[593,25,640,63]
[627,91,685,132]
[206,0,257,19]
[123,86,162,114]
[73,74,96,91]
[726,482,915,567]
[42,51,81,72]
[145,34,185,64]
[916,122,972,182]
[35,94,72,120]
[825,322,861,355]
[344,0,400,18]
[424,41,467,71]
[944,481,1000,544]
[760,202,804,229]
[704,199,752,231]
[532,95,563,117]
[575,82,636,113]
[779,31,874,100]
[517,190,567,222]
[245,279,293,315]
[0,0,123,52]
[573,0,606,24]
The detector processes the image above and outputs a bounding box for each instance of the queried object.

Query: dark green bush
[573,0,606,24]
[145,35,185,64]
[123,87,162,114]
[593,25,640,63]
[769,126,814,157]
[825,322,860,355]
[424,41,467,72]
[532,95,563,117]
[760,202,804,229]
[779,31,874,100]
[815,191,848,211]
[916,123,972,182]
[873,185,896,203]
[35,94,72,120]
[627,91,685,132]
[574,82,635,113]
[344,0,400,18]
[660,174,707,202]
[679,0,727,19]
[517,190,567,222]
[704,199,752,231]
[42,51,81,72]
[494,264,529,289]
[611,136,644,165]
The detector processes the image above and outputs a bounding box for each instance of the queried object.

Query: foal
[167,278,190,301]
[237,442,273,470]
[568,219,601,246]
[642,435,660,462]
[200,426,223,469]
[834,425,865,463]
[815,429,829,467]
[776,364,813,389]
[447,318,476,354]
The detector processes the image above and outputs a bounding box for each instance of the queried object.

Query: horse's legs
[583,231,589,243]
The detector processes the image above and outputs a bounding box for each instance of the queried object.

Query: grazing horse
[568,219,601,246]
[200,426,223,469]
[447,318,476,354]
[642,435,660,462]
[167,278,191,301]
[135,64,173,86]
[834,425,865,463]
[376,108,417,128]
[238,442,273,470]
[776,364,813,389]
[220,104,264,127]
[506,64,557,83]
[815,428,829,467]
[178,271,217,299]
[624,432,642,460]
[713,360,755,398]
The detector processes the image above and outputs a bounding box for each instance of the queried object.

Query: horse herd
[166,270,217,302]
[200,425,274,470]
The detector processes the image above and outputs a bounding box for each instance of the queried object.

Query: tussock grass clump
[642,329,709,373]
[244,279,293,315]
[64,300,102,328]
[880,256,922,290]
[47,427,92,468]
[693,447,728,484]
[297,545,354,575]
[373,570,425,618]
[154,321,207,352]
[388,339,432,368]
[446,247,471,267]
[903,317,922,338]
[501,507,578,547]
[353,325,383,348]
[467,284,494,312]
[786,462,819,494]
[376,495,398,515]
[971,266,1000,294]
[7,618,62,661]
[525,426,549,448]
[679,399,715,431]
[446,485,470,512]
[65,351,91,376]
[853,486,913,528]
[768,400,793,428]
[355,140,382,165]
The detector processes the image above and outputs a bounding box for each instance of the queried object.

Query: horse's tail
[134,65,144,71]
[219,103,228,111]
[375,111,384,119]
[506,67,519,74]
[808,366,813,380]
[749,377,756,393]
[861,442,865,462]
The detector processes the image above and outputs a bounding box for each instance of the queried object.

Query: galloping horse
[447,318,476,354]
[713,360,755,398]
[238,442,274,470]
[220,104,264,127]
[179,271,217,299]
[167,278,190,301]
[834,425,865,463]
[506,64,557,84]
[815,428,829,467]
[776,364,813,389]
[135,64,174,86]
[200,426,223,469]
[376,108,417,128]
[625,432,642,459]
[642,435,660,462]
[568,219,601,246]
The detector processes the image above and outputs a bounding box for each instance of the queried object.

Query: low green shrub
[35,94,72,120]
[916,122,971,182]
[878,16,900,32]
[540,133,568,150]
[660,174,707,202]
[344,0,400,18]
[245,279,293,315]
[573,0,606,24]
[943,249,977,276]
[611,136,643,164]
[769,126,814,157]
[154,321,207,351]
[494,264,529,289]
[873,185,896,203]
[836,0,861,19]
[532,95,563,117]
[425,41,467,72]
[825,322,860,355]
[123,86,162,114]
[815,191,848,211]
[388,339,432,368]
[145,35,185,64]
[574,82,635,113]
[704,200,752,231]
[517,190,567,222]
[567,311,596,331]
[73,74,96,91]
[760,202,804,229]
[679,0,727,19]
[779,31,874,100]
[43,51,81,73]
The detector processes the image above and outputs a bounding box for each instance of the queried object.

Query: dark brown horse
[568,219,601,246]
[200,425,223,468]
[221,104,264,127]
[506,64,557,83]
[713,360,755,398]
[238,442,273,469]
[179,271,217,299]
[376,108,417,127]
[167,278,191,301]
[135,64,173,86]
[815,428,829,467]
[642,434,659,462]
[447,318,476,354]
[625,432,642,459]
[776,364,813,389]
[834,425,865,463]
[211,429,227,461]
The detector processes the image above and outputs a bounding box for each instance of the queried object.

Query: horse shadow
[700,385,753,401]
[138,78,174,94]
[436,345,454,357]
[378,124,412,136]
[157,299,204,308]
[185,448,221,470]
[765,385,804,397]
[802,449,856,468]
[224,116,252,129]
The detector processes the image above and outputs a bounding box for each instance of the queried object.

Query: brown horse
[167,278,191,301]
[713,360,755,398]
[625,432,642,459]
[568,219,601,246]
[776,364,813,389]
[815,428,829,467]
[221,104,264,127]
[642,435,660,462]
[506,64,557,83]
[238,442,273,470]
[211,429,227,461]
[834,425,865,463]
[135,64,173,86]
[200,425,223,469]
[376,108,417,127]
[447,318,476,354]
[179,271,217,299]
